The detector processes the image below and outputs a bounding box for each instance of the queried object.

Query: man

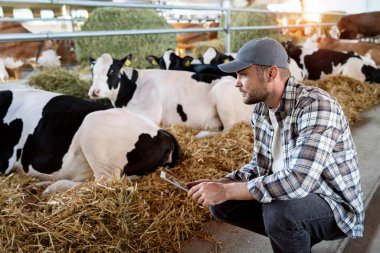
[187,38,364,252]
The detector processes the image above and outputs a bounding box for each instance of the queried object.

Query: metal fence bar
[0,27,224,42]
[0,17,86,22]
[0,0,344,15]
[0,0,342,50]
[0,22,337,43]
[230,23,335,31]
[0,0,226,11]
[224,7,231,54]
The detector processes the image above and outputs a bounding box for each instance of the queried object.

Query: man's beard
[243,83,269,105]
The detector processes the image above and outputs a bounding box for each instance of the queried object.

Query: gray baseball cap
[218,37,289,73]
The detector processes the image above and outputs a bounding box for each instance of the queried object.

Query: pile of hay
[76,8,176,68]
[28,67,91,98]
[1,75,380,252]
[218,5,292,53]
[0,123,252,252]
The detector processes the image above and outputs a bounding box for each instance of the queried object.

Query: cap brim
[218,60,252,73]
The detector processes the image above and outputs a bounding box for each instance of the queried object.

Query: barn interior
[1,0,380,252]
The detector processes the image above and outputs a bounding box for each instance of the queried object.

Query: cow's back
[130,69,223,130]
[1,89,110,176]
[1,89,58,174]
[338,11,380,38]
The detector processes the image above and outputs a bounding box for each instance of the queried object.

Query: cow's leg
[367,48,380,66]
[80,141,124,181]
[25,180,54,193]
[195,130,220,138]
[0,60,9,82]
[57,136,94,182]
[14,67,22,80]
[42,180,83,195]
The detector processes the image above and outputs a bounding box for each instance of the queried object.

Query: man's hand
[187,180,253,208]
[188,182,229,207]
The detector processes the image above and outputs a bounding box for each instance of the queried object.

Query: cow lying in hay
[318,37,380,66]
[146,47,304,83]
[282,41,380,83]
[89,53,253,138]
[0,89,180,195]
[146,48,236,83]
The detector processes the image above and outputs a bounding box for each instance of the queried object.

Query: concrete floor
[343,187,380,253]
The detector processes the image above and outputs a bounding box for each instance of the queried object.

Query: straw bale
[1,75,380,252]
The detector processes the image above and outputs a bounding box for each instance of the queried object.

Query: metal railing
[0,0,341,53]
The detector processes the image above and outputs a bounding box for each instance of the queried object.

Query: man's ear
[268,67,278,81]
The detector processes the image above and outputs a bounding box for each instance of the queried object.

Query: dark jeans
[209,194,346,253]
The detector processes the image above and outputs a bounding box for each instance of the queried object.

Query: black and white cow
[200,47,303,82]
[89,53,252,138]
[146,48,237,83]
[146,49,198,71]
[282,41,380,83]
[199,47,235,65]
[0,89,180,194]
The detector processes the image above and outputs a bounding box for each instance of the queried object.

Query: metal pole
[223,0,231,54]
[0,27,224,42]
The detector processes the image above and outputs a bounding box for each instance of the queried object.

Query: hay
[77,8,176,68]
[28,67,91,98]
[1,75,380,252]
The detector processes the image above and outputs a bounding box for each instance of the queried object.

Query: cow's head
[89,53,132,102]
[362,65,380,83]
[200,47,234,65]
[146,49,193,70]
[337,17,357,39]
[146,49,175,70]
[55,39,77,65]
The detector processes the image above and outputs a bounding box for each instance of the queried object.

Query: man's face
[235,65,269,105]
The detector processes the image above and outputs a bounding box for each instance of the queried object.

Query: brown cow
[318,37,380,65]
[337,11,380,39]
[0,22,77,80]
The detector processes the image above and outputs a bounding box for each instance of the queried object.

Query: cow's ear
[146,55,159,66]
[89,57,96,68]
[120,54,132,67]
[183,56,193,67]
[224,56,234,63]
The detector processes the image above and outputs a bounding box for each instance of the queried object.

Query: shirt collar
[276,76,300,115]
[256,76,301,119]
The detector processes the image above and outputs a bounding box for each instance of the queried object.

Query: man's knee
[262,200,298,235]
[208,205,223,221]
[209,202,229,222]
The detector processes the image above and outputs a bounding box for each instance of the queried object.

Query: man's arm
[188,180,253,207]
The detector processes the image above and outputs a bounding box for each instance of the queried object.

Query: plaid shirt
[226,77,364,238]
